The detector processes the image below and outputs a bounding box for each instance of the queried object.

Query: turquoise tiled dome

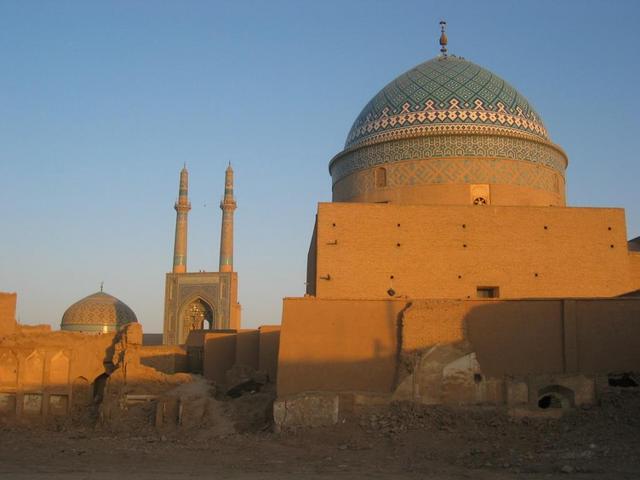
[345,55,548,149]
[61,291,138,334]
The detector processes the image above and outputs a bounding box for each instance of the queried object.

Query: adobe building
[274,23,640,427]
[163,164,242,345]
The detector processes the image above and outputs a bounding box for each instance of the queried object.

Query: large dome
[60,291,137,334]
[345,56,548,149]
[329,55,568,207]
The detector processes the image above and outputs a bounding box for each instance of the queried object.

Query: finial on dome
[439,20,448,57]
[100,281,104,293]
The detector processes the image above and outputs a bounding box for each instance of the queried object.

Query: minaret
[172,165,191,273]
[219,164,237,272]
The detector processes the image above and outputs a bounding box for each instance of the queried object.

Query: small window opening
[537,385,574,410]
[473,373,482,384]
[477,286,499,298]
[538,394,562,409]
[387,288,396,297]
[473,197,487,206]
[375,167,387,188]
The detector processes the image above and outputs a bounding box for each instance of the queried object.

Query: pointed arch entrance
[179,297,216,343]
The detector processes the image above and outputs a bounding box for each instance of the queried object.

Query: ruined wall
[312,203,633,299]
[200,328,280,384]
[0,329,115,422]
[278,297,640,399]
[139,345,188,374]
[403,299,565,376]
[0,292,17,337]
[278,298,408,396]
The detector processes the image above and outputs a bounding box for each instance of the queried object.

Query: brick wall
[312,203,634,300]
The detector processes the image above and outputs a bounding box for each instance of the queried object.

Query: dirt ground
[1,388,639,479]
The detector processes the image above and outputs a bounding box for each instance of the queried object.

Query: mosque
[0,22,639,427]
[272,23,640,426]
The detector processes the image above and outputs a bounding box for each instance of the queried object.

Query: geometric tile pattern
[332,157,563,199]
[60,291,138,331]
[330,134,567,184]
[164,273,233,345]
[345,56,548,149]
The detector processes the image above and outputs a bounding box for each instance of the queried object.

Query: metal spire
[439,20,448,57]
[100,281,104,293]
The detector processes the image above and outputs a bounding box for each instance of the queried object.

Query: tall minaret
[219,163,237,272]
[172,165,191,273]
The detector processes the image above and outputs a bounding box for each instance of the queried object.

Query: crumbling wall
[0,327,115,423]
[139,345,188,374]
[275,297,640,427]
[184,328,280,385]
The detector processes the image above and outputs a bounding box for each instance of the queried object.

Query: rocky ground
[0,388,639,479]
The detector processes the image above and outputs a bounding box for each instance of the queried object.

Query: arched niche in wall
[22,350,44,388]
[49,351,70,386]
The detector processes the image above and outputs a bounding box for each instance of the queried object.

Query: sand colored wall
[0,329,116,421]
[139,345,188,374]
[0,293,17,336]
[278,297,640,397]
[199,328,280,384]
[236,330,259,370]
[574,299,640,373]
[203,332,237,383]
[278,298,407,396]
[403,299,565,376]
[629,253,640,293]
[259,326,281,382]
[311,203,633,300]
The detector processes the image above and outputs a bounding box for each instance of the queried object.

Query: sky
[1,0,639,331]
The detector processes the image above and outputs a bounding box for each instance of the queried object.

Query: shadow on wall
[0,322,196,425]
[276,298,640,409]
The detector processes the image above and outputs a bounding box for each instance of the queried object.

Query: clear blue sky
[1,1,639,331]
